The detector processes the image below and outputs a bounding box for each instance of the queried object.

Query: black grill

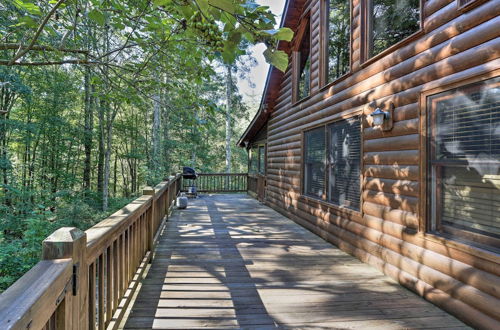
[182,166,197,180]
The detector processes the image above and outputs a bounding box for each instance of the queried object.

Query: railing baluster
[98,254,104,330]
[89,262,96,330]
[131,223,135,277]
[113,239,119,315]
[105,245,112,326]
[125,228,130,286]
[120,233,126,296]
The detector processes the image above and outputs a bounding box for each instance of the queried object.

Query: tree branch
[8,0,67,65]
[0,59,101,66]
[0,43,88,54]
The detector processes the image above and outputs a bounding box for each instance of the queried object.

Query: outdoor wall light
[371,108,389,126]
[370,103,394,131]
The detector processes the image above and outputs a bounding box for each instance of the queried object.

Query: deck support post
[42,227,88,330]
[143,186,156,252]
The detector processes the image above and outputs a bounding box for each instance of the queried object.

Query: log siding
[242,0,500,328]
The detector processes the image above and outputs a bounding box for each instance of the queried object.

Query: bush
[0,193,134,293]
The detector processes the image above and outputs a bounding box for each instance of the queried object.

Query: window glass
[298,23,311,100]
[304,127,326,198]
[258,146,265,174]
[429,76,500,242]
[327,0,350,82]
[368,0,420,58]
[249,148,258,174]
[327,117,361,210]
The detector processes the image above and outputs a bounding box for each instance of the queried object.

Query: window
[325,0,350,83]
[303,117,362,210]
[427,76,500,248]
[363,0,420,60]
[258,145,266,175]
[304,127,326,198]
[249,147,258,174]
[293,18,311,102]
[327,118,361,210]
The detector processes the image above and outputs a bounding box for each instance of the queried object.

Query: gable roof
[237,0,306,148]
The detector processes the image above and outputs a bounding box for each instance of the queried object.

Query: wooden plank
[121,194,468,329]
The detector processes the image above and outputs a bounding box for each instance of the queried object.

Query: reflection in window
[259,146,265,174]
[304,127,325,198]
[428,76,500,245]
[298,22,311,100]
[249,148,258,174]
[368,0,420,58]
[328,117,361,210]
[327,0,350,82]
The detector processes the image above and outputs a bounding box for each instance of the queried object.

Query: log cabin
[239,0,500,328]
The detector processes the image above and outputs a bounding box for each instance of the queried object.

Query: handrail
[181,173,248,193]
[0,174,182,330]
[0,259,72,329]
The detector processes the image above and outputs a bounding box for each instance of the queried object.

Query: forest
[0,0,292,292]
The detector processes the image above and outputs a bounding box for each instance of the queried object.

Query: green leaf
[88,9,106,26]
[196,0,209,16]
[228,31,241,44]
[153,0,172,6]
[263,48,289,73]
[208,0,235,14]
[13,0,41,15]
[10,16,38,28]
[262,27,294,42]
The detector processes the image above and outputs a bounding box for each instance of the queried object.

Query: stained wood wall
[257,0,500,328]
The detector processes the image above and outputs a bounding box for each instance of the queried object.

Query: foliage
[2,0,293,71]
[0,0,272,292]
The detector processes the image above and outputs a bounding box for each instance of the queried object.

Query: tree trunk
[103,118,113,211]
[97,99,105,194]
[225,65,233,189]
[83,66,94,190]
[161,86,170,175]
[113,152,117,197]
[151,93,161,181]
[0,85,18,205]
[225,65,232,174]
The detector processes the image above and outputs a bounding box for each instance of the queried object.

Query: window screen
[367,0,420,58]
[326,0,350,82]
[327,117,361,210]
[258,146,265,175]
[304,127,326,198]
[429,76,500,243]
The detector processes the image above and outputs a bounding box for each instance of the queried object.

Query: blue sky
[236,0,286,109]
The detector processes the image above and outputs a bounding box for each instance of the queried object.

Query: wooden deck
[121,194,468,329]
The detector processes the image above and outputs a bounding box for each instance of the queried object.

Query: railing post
[143,186,156,252]
[42,227,88,330]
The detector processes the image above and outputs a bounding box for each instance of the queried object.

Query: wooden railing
[181,173,247,193]
[0,175,181,330]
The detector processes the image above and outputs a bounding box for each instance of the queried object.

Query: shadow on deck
[121,194,467,329]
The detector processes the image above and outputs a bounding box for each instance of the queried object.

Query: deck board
[122,194,468,329]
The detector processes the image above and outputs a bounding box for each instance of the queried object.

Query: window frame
[457,0,489,12]
[301,113,363,215]
[292,13,312,104]
[248,144,266,175]
[420,69,500,255]
[320,0,352,89]
[360,0,424,66]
